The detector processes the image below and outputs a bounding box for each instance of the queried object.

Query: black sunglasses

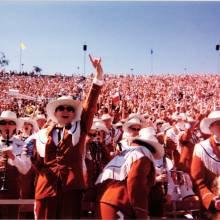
[88,133,96,138]
[0,120,16,126]
[130,127,141,131]
[55,105,75,112]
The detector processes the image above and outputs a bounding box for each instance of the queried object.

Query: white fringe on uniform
[95,146,154,184]
[194,139,220,175]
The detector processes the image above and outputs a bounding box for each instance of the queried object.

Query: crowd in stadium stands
[1,66,220,219]
[1,70,220,119]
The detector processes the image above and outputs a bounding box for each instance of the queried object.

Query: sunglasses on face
[0,120,16,126]
[130,127,141,132]
[55,105,75,112]
[88,133,97,138]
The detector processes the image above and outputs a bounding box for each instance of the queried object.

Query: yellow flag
[20,42,26,50]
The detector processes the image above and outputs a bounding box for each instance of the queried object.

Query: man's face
[0,120,17,138]
[210,120,220,138]
[54,105,76,125]
[128,124,141,137]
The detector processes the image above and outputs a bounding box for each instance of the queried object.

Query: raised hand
[89,54,103,81]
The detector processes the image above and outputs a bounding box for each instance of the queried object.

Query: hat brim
[18,118,39,132]
[132,137,164,160]
[91,125,108,133]
[0,117,22,130]
[200,117,220,135]
[123,121,143,132]
[46,99,82,123]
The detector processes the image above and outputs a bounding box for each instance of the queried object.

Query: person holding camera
[85,119,112,188]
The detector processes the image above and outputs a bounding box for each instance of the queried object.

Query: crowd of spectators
[1,70,220,121]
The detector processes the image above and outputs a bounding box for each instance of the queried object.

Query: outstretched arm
[81,55,104,134]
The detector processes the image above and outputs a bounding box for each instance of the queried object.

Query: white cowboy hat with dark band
[101,114,112,121]
[123,117,144,132]
[200,111,220,135]
[91,120,108,133]
[0,110,21,129]
[128,113,145,123]
[46,96,82,123]
[18,117,39,133]
[132,128,164,160]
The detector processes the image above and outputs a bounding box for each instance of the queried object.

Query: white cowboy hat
[159,122,172,133]
[101,114,112,121]
[128,113,145,123]
[91,120,108,133]
[155,119,165,125]
[132,130,164,160]
[0,110,22,129]
[140,127,156,136]
[18,117,39,133]
[113,121,123,128]
[200,111,220,134]
[173,112,188,121]
[123,117,144,132]
[46,96,82,123]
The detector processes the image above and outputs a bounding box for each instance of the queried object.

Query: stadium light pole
[83,44,87,76]
[216,43,220,74]
[21,63,24,72]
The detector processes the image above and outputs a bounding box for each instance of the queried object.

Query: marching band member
[23,55,104,219]
[95,129,164,219]
[83,119,112,217]
[116,114,145,152]
[101,113,121,153]
[191,111,220,214]
[18,117,39,141]
[0,111,29,219]
[17,117,39,219]
[85,119,112,188]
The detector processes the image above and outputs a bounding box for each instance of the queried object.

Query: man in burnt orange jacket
[23,55,104,219]
[191,111,220,214]
[95,129,164,219]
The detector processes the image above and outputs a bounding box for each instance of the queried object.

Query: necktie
[1,139,13,146]
[56,128,63,143]
[55,124,72,143]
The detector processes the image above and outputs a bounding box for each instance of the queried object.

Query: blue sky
[1,1,220,75]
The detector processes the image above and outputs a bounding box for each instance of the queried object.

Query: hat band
[132,139,156,154]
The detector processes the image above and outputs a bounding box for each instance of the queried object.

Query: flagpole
[150,49,153,74]
[19,42,22,73]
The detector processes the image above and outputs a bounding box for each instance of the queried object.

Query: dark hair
[132,139,156,154]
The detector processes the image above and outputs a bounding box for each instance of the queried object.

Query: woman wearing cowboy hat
[18,117,39,141]
[0,110,29,219]
[23,54,104,219]
[116,114,146,152]
[16,116,39,219]
[191,110,220,217]
[95,128,164,219]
